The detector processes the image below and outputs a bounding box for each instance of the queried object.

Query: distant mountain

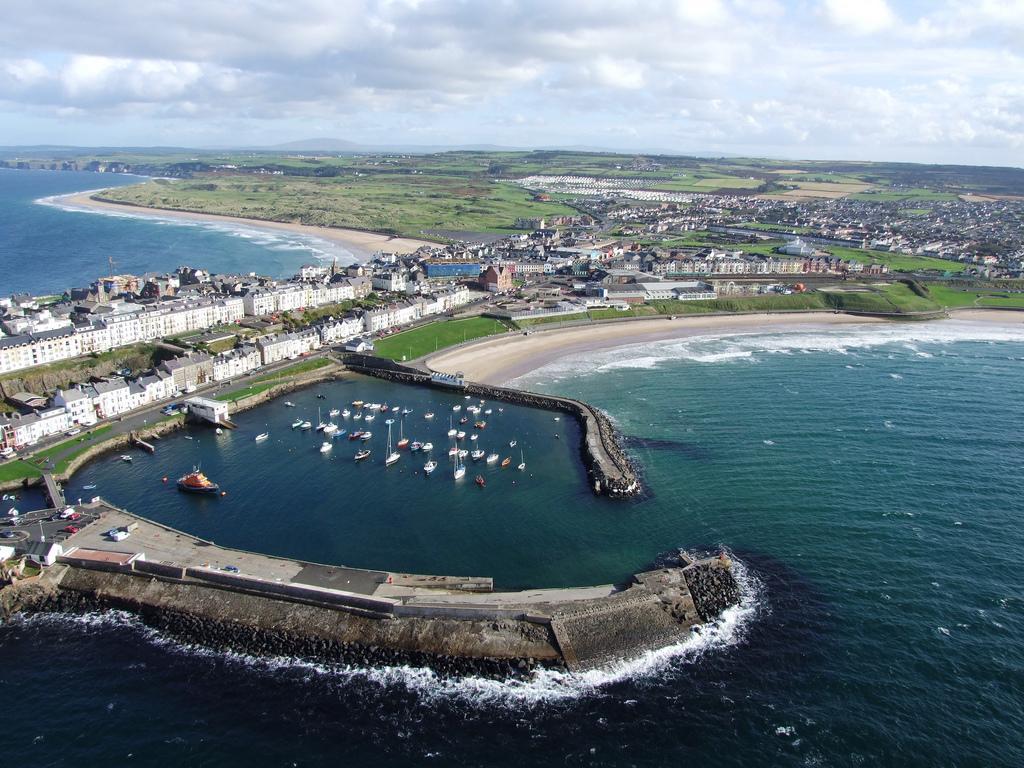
[263,138,362,152]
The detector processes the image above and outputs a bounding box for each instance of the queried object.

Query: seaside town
[2,187,1024,459]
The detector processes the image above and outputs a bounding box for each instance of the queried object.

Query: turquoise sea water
[1,171,1023,766]
[0,169,356,296]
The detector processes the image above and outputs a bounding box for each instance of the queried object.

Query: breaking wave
[12,557,762,707]
[514,321,1024,383]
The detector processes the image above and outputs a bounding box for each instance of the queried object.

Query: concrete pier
[4,500,740,673]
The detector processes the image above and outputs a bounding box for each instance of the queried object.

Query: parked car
[221,565,240,573]
[0,531,16,539]
[60,525,79,534]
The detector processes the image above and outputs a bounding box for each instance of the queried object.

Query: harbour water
[1,171,1023,766]
[0,169,356,297]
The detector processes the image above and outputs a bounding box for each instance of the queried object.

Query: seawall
[341,354,640,497]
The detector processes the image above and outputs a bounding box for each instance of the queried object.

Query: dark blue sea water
[1,171,1023,766]
[0,169,356,296]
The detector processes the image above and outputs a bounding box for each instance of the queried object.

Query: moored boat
[509,440,517,448]
[424,412,435,419]
[471,448,484,461]
[360,431,373,441]
[300,421,312,430]
[348,431,363,440]
[354,449,371,461]
[486,452,499,463]
[291,419,303,429]
[456,430,466,440]
[517,449,526,471]
[474,421,486,429]
[320,441,332,453]
[255,432,270,442]
[475,475,485,487]
[421,441,434,452]
[424,460,438,474]
[177,467,220,495]
[501,457,511,467]
[284,401,296,408]
[341,409,351,418]
[410,441,423,451]
[329,408,341,417]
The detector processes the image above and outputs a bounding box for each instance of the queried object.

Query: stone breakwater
[342,354,640,497]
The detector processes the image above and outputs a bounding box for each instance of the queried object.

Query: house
[255,330,321,365]
[344,337,374,353]
[480,265,513,293]
[212,344,261,382]
[160,352,214,392]
[22,540,63,567]
[90,378,133,419]
[54,388,98,426]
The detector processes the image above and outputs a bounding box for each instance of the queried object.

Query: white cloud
[820,0,897,35]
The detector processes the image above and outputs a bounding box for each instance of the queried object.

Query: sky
[1,0,1022,166]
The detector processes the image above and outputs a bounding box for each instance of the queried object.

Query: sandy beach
[426,310,1024,385]
[58,191,437,259]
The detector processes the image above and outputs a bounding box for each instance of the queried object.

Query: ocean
[0,169,357,297]
[1,171,1023,766]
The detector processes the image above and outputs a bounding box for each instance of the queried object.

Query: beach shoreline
[55,191,438,259]
[425,310,1024,385]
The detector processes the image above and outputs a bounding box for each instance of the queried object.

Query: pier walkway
[40,472,64,508]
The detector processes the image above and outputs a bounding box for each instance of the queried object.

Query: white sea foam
[513,321,1024,385]
[16,556,763,707]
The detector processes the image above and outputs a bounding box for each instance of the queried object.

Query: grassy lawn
[927,284,1024,309]
[649,293,827,314]
[253,357,332,381]
[515,313,590,328]
[825,246,965,273]
[214,382,277,403]
[0,460,42,484]
[27,425,114,468]
[98,173,580,239]
[374,317,511,361]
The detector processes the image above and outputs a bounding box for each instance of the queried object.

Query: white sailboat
[255,432,270,442]
[471,447,485,461]
[517,449,526,471]
[453,448,466,480]
[385,422,401,466]
[316,407,327,431]
[329,408,341,417]
[447,415,457,438]
[486,452,499,464]
[421,441,434,452]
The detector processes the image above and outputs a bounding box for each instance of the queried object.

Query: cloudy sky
[1,0,1022,165]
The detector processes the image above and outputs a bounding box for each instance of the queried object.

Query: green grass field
[927,285,1024,309]
[515,313,589,328]
[588,306,660,320]
[373,317,511,361]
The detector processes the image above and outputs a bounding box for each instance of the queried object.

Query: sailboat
[300,421,312,430]
[320,441,332,453]
[291,419,303,429]
[329,408,341,417]
[453,447,466,480]
[316,407,327,431]
[447,416,457,438]
[421,441,434,452]
[486,451,499,463]
[517,449,526,471]
[354,448,371,461]
[396,418,410,450]
[471,447,485,461]
[424,459,438,474]
[424,411,435,419]
[385,422,401,466]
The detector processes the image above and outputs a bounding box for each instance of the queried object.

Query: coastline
[56,191,437,259]
[425,310,1024,385]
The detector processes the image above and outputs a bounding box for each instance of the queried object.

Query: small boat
[447,416,457,438]
[354,449,371,461]
[464,395,471,400]
[475,475,486,487]
[215,427,223,435]
[300,421,312,430]
[471,449,484,461]
[381,404,390,412]
[341,409,351,418]
[501,457,511,467]
[474,421,486,429]
[448,446,459,457]
[385,418,395,425]
[348,431,363,441]
[360,431,373,441]
[184,436,194,441]
[509,440,517,448]
[484,409,492,415]
[402,408,413,415]
[517,450,526,471]
[456,431,466,440]
[424,460,438,474]
[554,416,560,421]
[333,429,348,439]
[397,438,410,450]
[421,442,434,452]
[120,455,133,463]
[453,405,462,412]
[352,400,364,408]
[458,449,468,459]
[470,434,478,442]
[486,452,499,463]
[453,459,466,480]
[83,484,98,490]
[316,408,327,431]
[410,441,423,452]
[323,423,338,435]
[177,467,220,495]
[320,441,332,453]
[353,412,363,420]
[385,423,401,466]
[459,417,469,424]
[329,408,341,417]
[317,394,326,400]
[284,401,296,408]
[424,412,435,419]
[255,432,270,442]
[498,408,504,413]
[364,413,376,422]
